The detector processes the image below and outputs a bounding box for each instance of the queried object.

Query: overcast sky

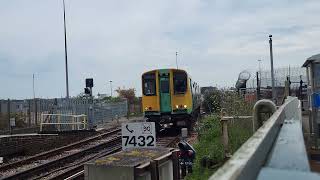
[1,0,319,99]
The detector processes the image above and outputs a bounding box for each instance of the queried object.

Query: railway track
[0,128,121,180]
[54,133,181,180]
[0,127,181,180]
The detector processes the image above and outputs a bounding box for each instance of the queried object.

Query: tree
[115,88,136,104]
[202,89,222,114]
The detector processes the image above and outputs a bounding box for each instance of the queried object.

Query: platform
[85,148,178,180]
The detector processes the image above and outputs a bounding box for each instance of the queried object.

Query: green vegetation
[102,96,124,103]
[186,115,224,180]
[186,115,252,180]
[187,90,254,180]
[202,89,253,116]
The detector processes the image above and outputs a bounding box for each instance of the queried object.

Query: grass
[186,115,252,180]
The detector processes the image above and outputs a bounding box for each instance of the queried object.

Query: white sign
[10,118,15,127]
[0,157,3,164]
[121,122,156,150]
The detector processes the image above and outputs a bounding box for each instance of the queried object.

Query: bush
[203,89,254,116]
[186,115,223,180]
[187,90,254,180]
[102,96,124,103]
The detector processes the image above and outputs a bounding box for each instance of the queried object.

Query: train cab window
[174,72,187,94]
[143,73,156,96]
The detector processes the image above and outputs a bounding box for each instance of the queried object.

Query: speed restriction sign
[121,122,156,150]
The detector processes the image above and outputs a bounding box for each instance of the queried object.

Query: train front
[141,69,192,130]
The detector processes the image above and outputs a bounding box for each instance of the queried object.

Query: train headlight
[184,105,187,108]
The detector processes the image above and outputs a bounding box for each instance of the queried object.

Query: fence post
[35,99,38,126]
[220,108,231,159]
[40,114,43,132]
[221,117,230,159]
[127,100,130,120]
[256,71,261,100]
[58,115,61,131]
[7,99,11,134]
[28,100,31,127]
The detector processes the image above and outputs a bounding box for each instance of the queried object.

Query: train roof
[142,68,188,76]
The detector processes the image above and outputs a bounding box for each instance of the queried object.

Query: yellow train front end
[141,70,161,115]
[141,69,200,131]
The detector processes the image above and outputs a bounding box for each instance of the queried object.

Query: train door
[159,71,171,113]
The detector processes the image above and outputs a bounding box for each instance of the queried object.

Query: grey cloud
[0,0,320,98]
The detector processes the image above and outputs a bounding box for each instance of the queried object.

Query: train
[141,69,201,131]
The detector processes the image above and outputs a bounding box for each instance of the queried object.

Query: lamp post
[109,80,113,97]
[269,35,276,102]
[63,0,69,98]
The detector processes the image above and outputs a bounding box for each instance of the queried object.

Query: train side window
[143,73,156,96]
[174,72,187,94]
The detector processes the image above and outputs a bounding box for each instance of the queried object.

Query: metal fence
[247,66,307,89]
[0,98,128,133]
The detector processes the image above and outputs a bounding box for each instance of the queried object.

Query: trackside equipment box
[84,148,179,180]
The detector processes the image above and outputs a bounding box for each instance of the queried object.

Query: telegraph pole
[63,0,70,98]
[269,35,276,102]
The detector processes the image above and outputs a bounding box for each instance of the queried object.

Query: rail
[209,96,320,180]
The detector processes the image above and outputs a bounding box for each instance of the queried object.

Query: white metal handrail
[40,113,88,131]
